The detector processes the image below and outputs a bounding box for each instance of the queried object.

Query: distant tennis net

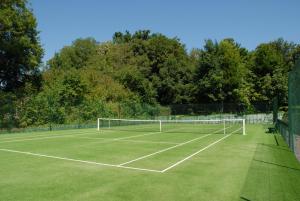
[97,118,245,135]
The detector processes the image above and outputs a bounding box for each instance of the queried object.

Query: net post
[223,119,226,135]
[97,118,100,131]
[159,120,162,132]
[243,119,246,135]
[109,120,111,129]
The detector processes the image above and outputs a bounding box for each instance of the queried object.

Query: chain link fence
[1,101,274,134]
[276,59,300,160]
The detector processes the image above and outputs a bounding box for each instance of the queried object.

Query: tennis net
[97,118,245,135]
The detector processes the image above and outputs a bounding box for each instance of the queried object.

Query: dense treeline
[1,0,300,129]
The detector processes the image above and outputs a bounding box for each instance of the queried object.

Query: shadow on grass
[260,143,292,153]
[273,134,279,146]
[239,137,300,201]
[253,159,300,172]
[240,196,251,201]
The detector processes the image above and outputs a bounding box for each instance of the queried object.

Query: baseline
[0,148,162,173]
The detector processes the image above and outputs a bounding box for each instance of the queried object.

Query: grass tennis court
[0,124,300,201]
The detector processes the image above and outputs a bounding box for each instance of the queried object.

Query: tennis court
[0,119,244,173]
[1,122,299,201]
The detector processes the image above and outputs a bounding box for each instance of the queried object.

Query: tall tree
[193,39,249,104]
[47,38,98,70]
[111,30,193,105]
[250,39,293,104]
[0,0,43,92]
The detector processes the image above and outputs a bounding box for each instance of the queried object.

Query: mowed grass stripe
[0,131,99,144]
[0,129,100,142]
[0,128,164,144]
[0,128,98,140]
[70,136,180,145]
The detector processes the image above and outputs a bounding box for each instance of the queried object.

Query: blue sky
[29,0,300,62]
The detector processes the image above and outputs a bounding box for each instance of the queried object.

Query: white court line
[0,128,161,144]
[0,129,100,142]
[0,127,242,173]
[119,128,225,166]
[161,128,241,172]
[0,129,98,140]
[76,127,184,147]
[0,148,162,173]
[119,134,211,166]
[120,139,179,145]
[0,131,99,144]
[71,136,179,145]
[0,128,171,147]
[103,127,194,143]
[77,131,164,147]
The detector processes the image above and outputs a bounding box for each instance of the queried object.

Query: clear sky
[29,0,300,62]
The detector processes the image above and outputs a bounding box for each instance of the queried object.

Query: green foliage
[193,39,249,104]
[250,39,292,104]
[47,38,98,70]
[115,66,157,104]
[111,30,193,104]
[1,20,300,129]
[0,92,17,129]
[0,0,43,92]
[18,84,66,127]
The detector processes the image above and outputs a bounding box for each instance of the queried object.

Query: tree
[47,38,98,70]
[0,0,43,92]
[132,32,193,104]
[115,65,156,104]
[250,39,290,104]
[111,30,194,105]
[193,39,249,104]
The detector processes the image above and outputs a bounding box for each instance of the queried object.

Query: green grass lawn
[0,124,299,201]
